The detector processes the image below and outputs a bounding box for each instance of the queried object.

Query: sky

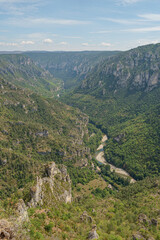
[0,0,160,51]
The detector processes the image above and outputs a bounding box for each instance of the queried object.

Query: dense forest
[62,43,160,181]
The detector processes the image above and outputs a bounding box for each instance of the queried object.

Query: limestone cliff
[80,43,160,93]
[29,162,72,207]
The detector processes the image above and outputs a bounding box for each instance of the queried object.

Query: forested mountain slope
[0,54,62,97]
[0,45,160,240]
[0,78,103,199]
[62,43,160,180]
[25,51,120,89]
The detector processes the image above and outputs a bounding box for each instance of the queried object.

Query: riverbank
[96,135,136,184]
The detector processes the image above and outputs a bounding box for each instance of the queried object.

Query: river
[95,135,136,184]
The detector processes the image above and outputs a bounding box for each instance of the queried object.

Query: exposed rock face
[0,219,15,239]
[25,51,118,89]
[80,211,93,223]
[16,199,29,223]
[88,225,99,239]
[114,133,125,143]
[132,233,145,240]
[35,130,49,137]
[0,54,58,97]
[81,43,160,93]
[151,218,158,226]
[29,162,72,207]
[107,184,113,190]
[138,214,151,225]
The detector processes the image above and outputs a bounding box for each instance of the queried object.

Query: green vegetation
[63,87,160,180]
[0,78,102,200]
[62,43,160,180]
[22,177,160,239]
[0,54,63,97]
[25,51,120,89]
[0,45,160,240]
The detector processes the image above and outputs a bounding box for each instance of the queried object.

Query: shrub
[44,222,54,233]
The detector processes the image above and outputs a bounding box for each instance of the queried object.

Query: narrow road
[96,135,136,184]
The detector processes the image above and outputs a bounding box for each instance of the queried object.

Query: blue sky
[0,0,160,51]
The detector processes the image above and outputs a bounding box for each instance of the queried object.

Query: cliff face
[25,51,119,89]
[80,43,160,93]
[29,162,72,207]
[0,54,62,97]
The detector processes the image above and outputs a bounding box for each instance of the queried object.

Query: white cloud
[90,30,111,34]
[82,43,89,46]
[100,42,111,47]
[21,40,34,45]
[30,18,89,26]
[101,18,133,25]
[59,41,67,45]
[0,42,18,46]
[138,39,159,46]
[43,38,53,43]
[64,36,81,39]
[0,0,43,16]
[100,17,147,25]
[32,18,90,25]
[117,0,142,4]
[7,17,91,27]
[139,14,160,22]
[125,26,160,33]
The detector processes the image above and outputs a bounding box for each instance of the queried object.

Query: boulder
[151,218,158,226]
[138,214,151,225]
[35,130,48,137]
[114,133,125,143]
[107,184,113,190]
[0,219,15,239]
[96,166,101,173]
[88,225,99,240]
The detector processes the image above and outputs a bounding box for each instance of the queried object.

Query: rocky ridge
[29,162,72,207]
[80,43,160,93]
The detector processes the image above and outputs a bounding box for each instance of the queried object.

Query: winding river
[96,135,136,184]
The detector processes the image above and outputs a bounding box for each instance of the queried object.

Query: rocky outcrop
[138,214,158,227]
[132,233,145,240]
[151,218,158,226]
[28,162,72,207]
[0,219,15,240]
[114,133,125,143]
[88,225,99,239]
[133,233,155,240]
[107,184,113,190]
[0,201,29,240]
[0,54,59,97]
[15,199,29,223]
[80,211,93,223]
[35,130,49,137]
[80,43,160,93]
[138,214,151,225]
